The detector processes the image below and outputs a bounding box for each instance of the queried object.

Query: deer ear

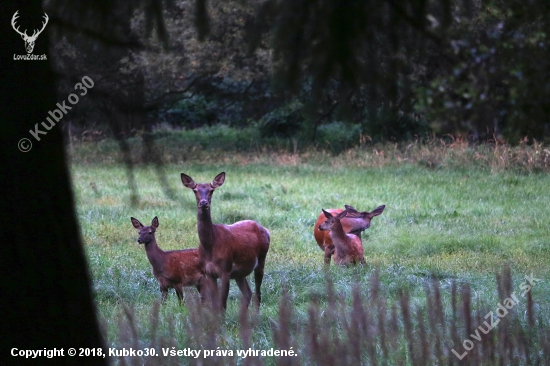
[151,217,159,229]
[367,205,386,218]
[322,209,333,219]
[181,173,197,189]
[337,210,348,220]
[344,205,358,213]
[131,217,142,229]
[211,172,225,188]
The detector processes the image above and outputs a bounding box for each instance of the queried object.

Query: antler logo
[11,11,49,54]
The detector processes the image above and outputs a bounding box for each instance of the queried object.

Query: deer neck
[197,207,215,252]
[329,220,349,256]
[144,238,165,271]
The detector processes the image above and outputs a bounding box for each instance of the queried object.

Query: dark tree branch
[144,78,198,110]
[221,80,255,111]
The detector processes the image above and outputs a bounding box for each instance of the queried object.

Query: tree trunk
[0,1,106,364]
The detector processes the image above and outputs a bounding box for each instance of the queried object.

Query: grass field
[70,133,550,365]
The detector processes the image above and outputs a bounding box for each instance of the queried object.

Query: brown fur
[318,209,365,265]
[181,172,270,311]
[314,204,385,264]
[131,216,203,303]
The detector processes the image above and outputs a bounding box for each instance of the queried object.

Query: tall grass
[112,267,548,365]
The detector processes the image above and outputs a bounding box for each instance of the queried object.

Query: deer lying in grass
[131,216,203,304]
[317,209,367,265]
[314,204,385,264]
[181,172,270,311]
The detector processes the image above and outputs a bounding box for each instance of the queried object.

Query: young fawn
[181,172,270,311]
[317,209,367,265]
[315,205,385,265]
[130,216,203,304]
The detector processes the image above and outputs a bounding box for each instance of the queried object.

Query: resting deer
[317,209,367,265]
[130,216,203,304]
[181,172,270,311]
[314,204,385,264]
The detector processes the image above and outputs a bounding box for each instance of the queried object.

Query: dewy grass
[69,137,550,364]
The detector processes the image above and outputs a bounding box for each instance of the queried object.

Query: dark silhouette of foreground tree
[1,3,106,365]
[1,0,166,364]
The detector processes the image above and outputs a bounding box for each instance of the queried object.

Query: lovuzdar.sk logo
[12,10,48,61]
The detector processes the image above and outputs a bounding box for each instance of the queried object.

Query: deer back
[162,249,202,286]
[212,220,270,278]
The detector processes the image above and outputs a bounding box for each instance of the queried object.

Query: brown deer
[314,204,385,264]
[317,209,366,265]
[130,216,204,304]
[181,172,270,311]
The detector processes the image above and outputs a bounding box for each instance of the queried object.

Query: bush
[363,106,431,142]
[316,121,361,153]
[259,101,304,138]
[159,95,218,129]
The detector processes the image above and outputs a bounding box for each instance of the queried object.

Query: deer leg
[220,273,231,311]
[253,256,266,306]
[160,286,168,303]
[235,277,252,308]
[324,245,334,265]
[204,275,219,310]
[196,281,205,304]
[175,285,184,305]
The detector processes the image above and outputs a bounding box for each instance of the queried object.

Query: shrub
[259,101,304,138]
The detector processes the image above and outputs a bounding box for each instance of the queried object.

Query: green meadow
[70,133,550,364]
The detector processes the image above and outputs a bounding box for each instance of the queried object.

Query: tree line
[54,0,550,144]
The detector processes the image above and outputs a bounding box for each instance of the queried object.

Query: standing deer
[181,172,270,311]
[314,204,385,264]
[130,216,204,304]
[317,209,365,265]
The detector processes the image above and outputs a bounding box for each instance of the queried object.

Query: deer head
[181,172,225,210]
[131,217,159,245]
[12,11,49,54]
[318,209,348,231]
[343,204,385,232]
